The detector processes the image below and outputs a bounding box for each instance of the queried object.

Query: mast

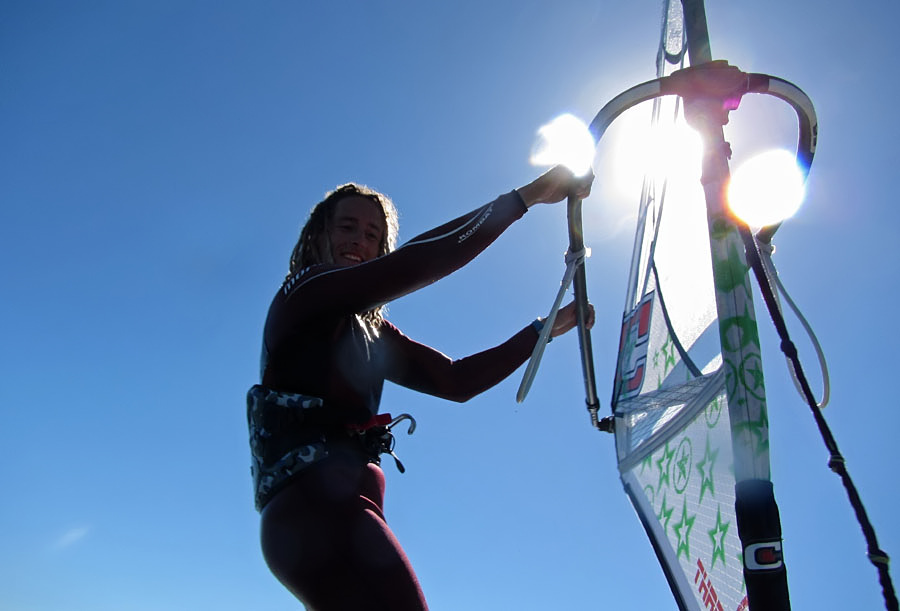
[679,1,791,608]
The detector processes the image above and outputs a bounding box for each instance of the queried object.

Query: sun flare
[727,149,806,227]
[608,106,704,196]
[530,113,596,177]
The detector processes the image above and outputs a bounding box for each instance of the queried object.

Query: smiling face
[290,183,398,277]
[325,195,386,266]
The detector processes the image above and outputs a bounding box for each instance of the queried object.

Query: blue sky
[2,1,898,609]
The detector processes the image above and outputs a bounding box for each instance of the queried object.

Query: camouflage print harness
[247,385,415,512]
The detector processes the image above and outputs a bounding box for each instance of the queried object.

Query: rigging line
[650,261,703,378]
[739,223,898,611]
[638,178,667,301]
[616,0,688,407]
[624,47,674,311]
[624,171,654,311]
[623,97,664,311]
[637,96,683,302]
[756,238,830,408]
[516,247,586,403]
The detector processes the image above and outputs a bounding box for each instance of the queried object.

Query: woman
[249,166,594,610]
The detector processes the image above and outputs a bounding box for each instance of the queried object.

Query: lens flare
[605,106,703,198]
[727,149,806,227]
[530,113,595,177]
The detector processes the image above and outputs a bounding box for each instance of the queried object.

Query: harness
[348,412,417,473]
[246,385,416,511]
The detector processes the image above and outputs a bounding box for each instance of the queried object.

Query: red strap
[348,413,393,432]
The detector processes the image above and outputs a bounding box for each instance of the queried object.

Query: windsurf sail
[516,0,895,607]
[604,1,789,609]
[531,0,897,607]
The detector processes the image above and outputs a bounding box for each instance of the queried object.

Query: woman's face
[325,195,386,266]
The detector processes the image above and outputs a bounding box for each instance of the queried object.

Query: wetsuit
[250,190,541,610]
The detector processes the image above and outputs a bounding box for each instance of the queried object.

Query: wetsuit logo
[458,204,493,243]
[282,267,313,296]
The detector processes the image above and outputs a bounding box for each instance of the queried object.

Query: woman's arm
[265,168,593,349]
[265,191,526,343]
[380,321,538,403]
[381,301,595,402]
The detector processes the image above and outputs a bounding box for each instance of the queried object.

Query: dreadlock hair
[288,183,399,333]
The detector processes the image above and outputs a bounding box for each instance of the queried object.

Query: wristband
[531,318,551,342]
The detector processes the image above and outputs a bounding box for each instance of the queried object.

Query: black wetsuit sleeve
[265,191,528,349]
[380,321,539,403]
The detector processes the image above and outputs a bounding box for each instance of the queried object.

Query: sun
[530,113,595,177]
[604,102,703,199]
[727,149,806,228]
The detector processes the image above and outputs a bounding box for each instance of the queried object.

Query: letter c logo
[744,541,784,571]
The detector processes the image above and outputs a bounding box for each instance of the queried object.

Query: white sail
[609,2,756,608]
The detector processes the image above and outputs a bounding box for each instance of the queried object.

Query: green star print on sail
[673,497,697,560]
[708,504,730,570]
[657,493,675,536]
[656,442,675,493]
[696,433,719,504]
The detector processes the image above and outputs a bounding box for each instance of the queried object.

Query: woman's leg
[260,456,428,611]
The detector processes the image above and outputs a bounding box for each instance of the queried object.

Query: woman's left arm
[382,301,593,402]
